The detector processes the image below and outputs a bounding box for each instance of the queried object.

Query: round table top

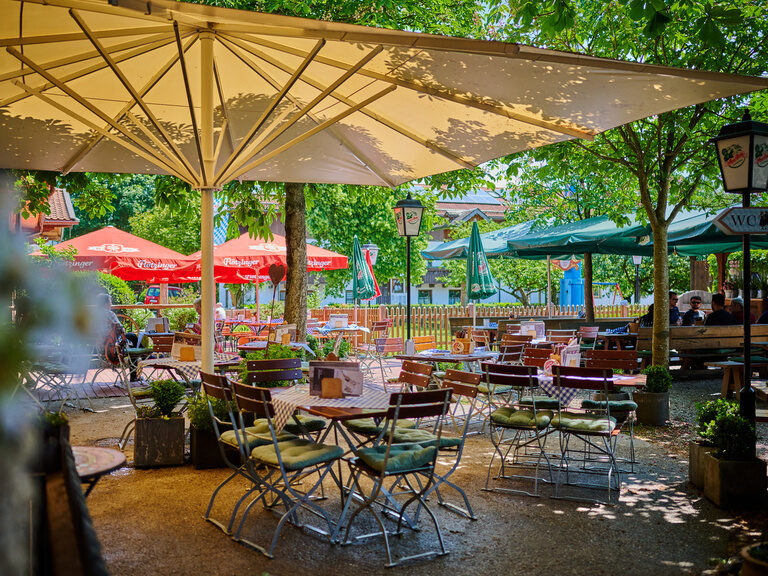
[72,446,126,480]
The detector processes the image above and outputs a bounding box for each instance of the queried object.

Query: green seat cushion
[220,420,296,450]
[127,347,153,356]
[490,406,552,430]
[518,396,560,410]
[390,428,461,448]
[250,438,343,471]
[356,444,437,473]
[478,383,514,395]
[580,399,638,413]
[728,356,768,363]
[284,414,328,434]
[551,412,616,434]
[131,387,153,398]
[343,418,417,435]
[638,350,652,357]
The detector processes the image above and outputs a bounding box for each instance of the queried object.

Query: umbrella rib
[123,111,193,178]
[70,10,201,184]
[215,38,325,183]
[227,85,396,182]
[219,33,476,170]
[0,33,181,109]
[218,43,384,184]
[222,31,594,141]
[216,38,396,188]
[6,47,188,178]
[212,57,236,165]
[0,25,175,47]
[60,34,197,175]
[12,79,187,180]
[0,31,176,84]
[174,23,206,187]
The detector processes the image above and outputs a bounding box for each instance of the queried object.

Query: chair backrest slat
[246,358,302,386]
[386,390,450,419]
[233,381,274,417]
[442,369,481,397]
[200,371,232,401]
[150,335,174,354]
[553,365,613,391]
[482,362,536,376]
[375,337,404,353]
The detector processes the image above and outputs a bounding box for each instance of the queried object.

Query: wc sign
[713,207,768,235]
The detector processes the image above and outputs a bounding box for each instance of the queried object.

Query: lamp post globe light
[362,242,379,266]
[711,109,768,437]
[393,194,425,341]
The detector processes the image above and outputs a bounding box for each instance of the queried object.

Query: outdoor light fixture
[393,193,425,341]
[711,109,768,437]
[362,242,379,266]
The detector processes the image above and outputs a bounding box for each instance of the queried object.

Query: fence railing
[308,304,648,349]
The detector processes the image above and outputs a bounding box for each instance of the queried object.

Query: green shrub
[641,365,672,393]
[125,307,154,331]
[237,344,300,387]
[96,272,135,305]
[711,412,756,460]
[322,338,350,359]
[254,302,285,320]
[137,379,186,418]
[164,307,198,331]
[306,334,321,358]
[695,399,738,442]
[187,393,233,432]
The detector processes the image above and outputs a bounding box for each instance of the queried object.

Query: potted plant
[633,365,672,426]
[134,379,186,468]
[237,344,302,387]
[741,542,768,576]
[188,393,237,469]
[688,399,735,489]
[703,411,766,507]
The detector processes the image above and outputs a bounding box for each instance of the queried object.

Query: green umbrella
[352,236,376,300]
[466,222,497,301]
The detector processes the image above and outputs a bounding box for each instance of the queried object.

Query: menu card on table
[308,360,363,396]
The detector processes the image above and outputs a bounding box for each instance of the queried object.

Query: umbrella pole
[547,255,552,318]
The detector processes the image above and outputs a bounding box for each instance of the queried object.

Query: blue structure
[560,263,584,306]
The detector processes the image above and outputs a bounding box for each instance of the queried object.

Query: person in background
[705,293,737,326]
[189,297,202,334]
[639,303,654,327]
[730,296,756,324]
[757,306,768,324]
[99,293,138,347]
[215,301,226,322]
[669,291,682,326]
[682,296,706,326]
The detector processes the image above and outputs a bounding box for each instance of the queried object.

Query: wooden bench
[636,325,768,368]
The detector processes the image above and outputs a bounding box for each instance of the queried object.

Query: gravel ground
[61,371,768,576]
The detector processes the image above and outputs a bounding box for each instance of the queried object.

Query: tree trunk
[652,224,670,366]
[284,183,307,341]
[583,252,595,322]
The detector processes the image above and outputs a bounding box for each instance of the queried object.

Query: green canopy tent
[466,222,497,328]
[421,220,534,260]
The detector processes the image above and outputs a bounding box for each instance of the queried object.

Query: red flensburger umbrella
[188,232,348,282]
[31,226,197,282]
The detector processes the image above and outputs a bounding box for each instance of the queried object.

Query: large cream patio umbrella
[2,0,767,371]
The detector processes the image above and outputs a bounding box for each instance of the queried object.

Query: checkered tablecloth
[271,383,390,432]
[314,324,370,336]
[137,352,240,383]
[537,375,579,406]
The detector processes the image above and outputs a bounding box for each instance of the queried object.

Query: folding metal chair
[578,326,600,350]
[231,382,344,558]
[483,364,555,497]
[498,343,524,364]
[339,389,452,567]
[550,365,623,505]
[355,320,391,383]
[522,346,554,368]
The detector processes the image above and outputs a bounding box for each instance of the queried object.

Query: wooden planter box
[703,452,767,508]
[190,426,234,470]
[134,417,185,468]
[634,391,669,426]
[688,440,716,489]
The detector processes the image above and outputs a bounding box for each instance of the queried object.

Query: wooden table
[72,446,126,497]
[239,340,315,356]
[394,351,497,371]
[597,332,638,350]
[705,361,768,398]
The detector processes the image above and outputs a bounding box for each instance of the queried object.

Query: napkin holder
[178,345,196,362]
[451,338,475,354]
[321,377,343,399]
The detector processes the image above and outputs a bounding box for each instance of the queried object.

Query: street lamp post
[632,255,642,304]
[362,242,379,266]
[393,194,425,342]
[711,110,768,442]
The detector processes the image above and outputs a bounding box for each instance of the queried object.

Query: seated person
[189,297,202,334]
[757,308,768,324]
[682,296,706,326]
[705,293,737,326]
[729,297,756,324]
[669,291,682,326]
[639,303,654,327]
[99,293,138,348]
[215,301,226,322]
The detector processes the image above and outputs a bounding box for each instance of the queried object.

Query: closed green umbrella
[352,236,376,301]
[466,222,497,329]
